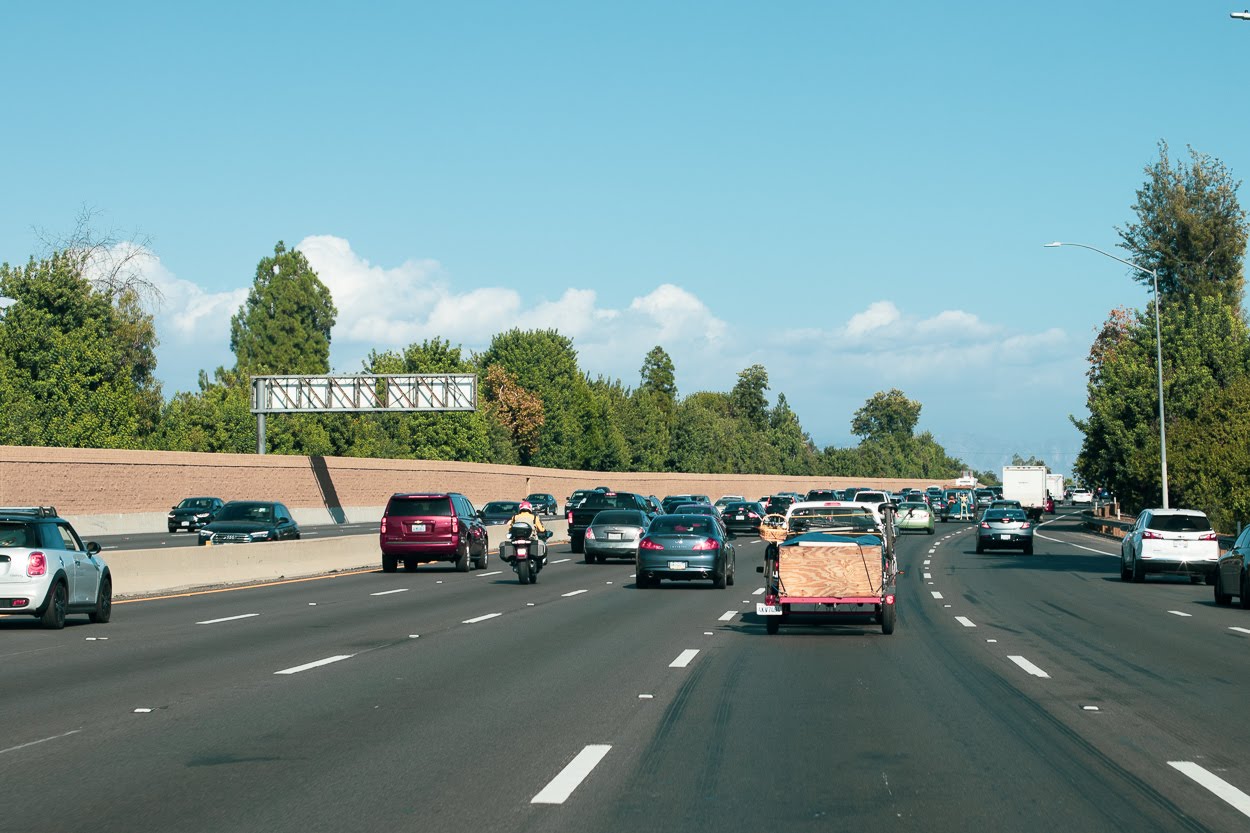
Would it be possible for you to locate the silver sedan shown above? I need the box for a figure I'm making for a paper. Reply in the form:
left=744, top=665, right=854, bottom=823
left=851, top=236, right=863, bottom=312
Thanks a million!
left=584, top=509, right=650, bottom=564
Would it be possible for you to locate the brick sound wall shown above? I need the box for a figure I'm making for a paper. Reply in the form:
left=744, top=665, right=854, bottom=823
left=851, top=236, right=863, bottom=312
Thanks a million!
left=0, top=445, right=953, bottom=517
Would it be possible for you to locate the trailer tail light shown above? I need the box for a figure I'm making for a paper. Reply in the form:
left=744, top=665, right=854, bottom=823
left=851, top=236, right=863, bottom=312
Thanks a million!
left=27, top=552, right=47, bottom=577
left=639, top=538, right=664, bottom=551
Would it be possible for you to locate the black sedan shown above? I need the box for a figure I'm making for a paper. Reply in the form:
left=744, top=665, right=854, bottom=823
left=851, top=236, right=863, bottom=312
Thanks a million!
left=168, top=496, right=224, bottom=532
left=479, top=501, right=522, bottom=525
left=636, top=514, right=736, bottom=589
left=197, top=501, right=301, bottom=546
left=720, top=501, right=766, bottom=535
left=525, top=493, right=558, bottom=515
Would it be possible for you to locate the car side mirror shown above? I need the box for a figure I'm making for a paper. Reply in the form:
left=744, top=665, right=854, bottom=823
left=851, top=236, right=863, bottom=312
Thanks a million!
left=87, top=541, right=101, bottom=555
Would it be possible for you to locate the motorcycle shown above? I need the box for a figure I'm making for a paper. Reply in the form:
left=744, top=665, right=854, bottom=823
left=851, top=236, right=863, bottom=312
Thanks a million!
left=500, top=522, right=552, bottom=585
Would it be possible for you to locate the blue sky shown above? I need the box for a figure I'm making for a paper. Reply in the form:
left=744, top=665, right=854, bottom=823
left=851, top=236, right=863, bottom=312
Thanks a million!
left=3, top=1, right=1247, bottom=476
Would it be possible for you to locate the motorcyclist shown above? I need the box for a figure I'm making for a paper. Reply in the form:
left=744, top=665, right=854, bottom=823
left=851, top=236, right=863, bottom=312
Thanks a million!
left=506, top=500, right=548, bottom=562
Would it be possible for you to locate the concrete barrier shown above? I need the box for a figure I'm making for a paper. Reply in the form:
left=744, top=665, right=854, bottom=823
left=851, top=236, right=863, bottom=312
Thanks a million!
left=110, top=520, right=569, bottom=598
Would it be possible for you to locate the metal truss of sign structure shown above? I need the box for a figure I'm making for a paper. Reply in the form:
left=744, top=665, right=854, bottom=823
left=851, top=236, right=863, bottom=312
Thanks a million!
left=251, top=374, right=476, bottom=414
left=249, top=374, right=477, bottom=453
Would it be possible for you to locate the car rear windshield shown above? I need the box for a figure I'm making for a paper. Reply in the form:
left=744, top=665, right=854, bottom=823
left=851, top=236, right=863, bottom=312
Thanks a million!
left=985, top=509, right=1027, bottom=521
left=0, top=522, right=35, bottom=547
left=854, top=492, right=886, bottom=502
left=723, top=502, right=759, bottom=512
left=484, top=502, right=520, bottom=513
left=592, top=510, right=646, bottom=525
left=386, top=496, right=453, bottom=516
left=581, top=493, right=640, bottom=510
left=899, top=502, right=928, bottom=510
left=676, top=504, right=715, bottom=514
left=1147, top=513, right=1212, bottom=533
left=650, top=517, right=716, bottom=535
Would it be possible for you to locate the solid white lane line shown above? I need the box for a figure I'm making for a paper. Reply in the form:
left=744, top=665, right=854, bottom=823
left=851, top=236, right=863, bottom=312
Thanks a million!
left=1008, top=656, right=1051, bottom=679
left=274, top=655, right=354, bottom=675
left=531, top=744, right=612, bottom=805
left=562, top=590, right=588, bottom=597
left=550, top=558, right=571, bottom=564
left=1034, top=530, right=1117, bottom=556
left=955, top=616, right=976, bottom=628
left=752, top=587, right=765, bottom=595
left=197, top=613, right=260, bottom=625
left=718, top=610, right=737, bottom=621
left=477, top=571, right=504, bottom=577
left=1230, top=627, right=1250, bottom=635
left=1168, top=761, right=1250, bottom=818
left=369, top=589, right=409, bottom=596
left=463, top=613, right=503, bottom=624
left=931, top=591, right=944, bottom=599
left=670, top=649, right=699, bottom=668
left=0, top=729, right=81, bottom=756
left=1167, top=610, right=1192, bottom=617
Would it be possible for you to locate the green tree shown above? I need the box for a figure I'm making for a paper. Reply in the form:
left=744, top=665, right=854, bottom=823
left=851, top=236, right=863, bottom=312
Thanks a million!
left=0, top=251, right=162, bottom=448
left=630, top=346, right=678, bottom=471
left=851, top=389, right=922, bottom=441
left=1118, top=142, right=1249, bottom=308
left=230, top=241, right=337, bottom=375
left=730, top=364, right=770, bottom=431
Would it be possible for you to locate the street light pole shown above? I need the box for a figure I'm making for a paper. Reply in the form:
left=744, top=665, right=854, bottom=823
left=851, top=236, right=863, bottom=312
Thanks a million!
left=1045, top=241, right=1169, bottom=509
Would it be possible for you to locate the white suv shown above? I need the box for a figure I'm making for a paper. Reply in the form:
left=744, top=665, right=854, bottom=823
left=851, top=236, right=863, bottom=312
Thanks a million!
left=1120, top=508, right=1219, bottom=584
left=1070, top=488, right=1094, bottom=505
left=0, top=507, right=112, bottom=629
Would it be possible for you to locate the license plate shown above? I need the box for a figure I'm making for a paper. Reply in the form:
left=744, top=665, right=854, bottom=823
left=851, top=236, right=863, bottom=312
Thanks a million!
left=411, top=523, right=426, bottom=533
left=1000, top=534, right=1011, bottom=540
left=181, top=521, right=189, bottom=526
left=668, top=561, right=688, bottom=570
left=608, top=532, right=623, bottom=541
left=735, top=514, right=744, bottom=520
left=756, top=603, right=782, bottom=616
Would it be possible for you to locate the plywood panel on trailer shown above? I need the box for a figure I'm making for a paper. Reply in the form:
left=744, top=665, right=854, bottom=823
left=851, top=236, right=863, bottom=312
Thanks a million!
left=778, top=544, right=881, bottom=598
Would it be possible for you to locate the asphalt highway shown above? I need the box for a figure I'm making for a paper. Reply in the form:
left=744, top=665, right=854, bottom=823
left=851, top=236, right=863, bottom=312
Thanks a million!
left=4, top=511, right=1249, bottom=832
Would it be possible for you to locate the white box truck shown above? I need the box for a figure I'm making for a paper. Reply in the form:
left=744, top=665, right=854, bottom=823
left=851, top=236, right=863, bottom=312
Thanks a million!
left=1002, top=465, right=1048, bottom=521
left=1046, top=473, right=1065, bottom=507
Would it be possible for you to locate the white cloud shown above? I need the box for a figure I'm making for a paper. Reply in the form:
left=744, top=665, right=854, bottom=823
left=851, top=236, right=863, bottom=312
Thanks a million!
left=845, top=300, right=901, bottom=339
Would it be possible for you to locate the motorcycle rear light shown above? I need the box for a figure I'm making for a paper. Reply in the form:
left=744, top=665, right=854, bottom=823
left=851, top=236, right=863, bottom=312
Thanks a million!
left=691, top=538, right=718, bottom=551
left=639, top=539, right=664, bottom=551
left=27, top=552, right=47, bottom=577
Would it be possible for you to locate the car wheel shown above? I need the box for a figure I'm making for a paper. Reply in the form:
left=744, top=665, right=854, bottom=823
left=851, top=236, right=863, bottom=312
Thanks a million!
left=1215, top=573, right=1233, bottom=606
left=713, top=566, right=727, bottom=589
left=1120, top=556, right=1131, bottom=582
left=975, top=542, right=984, bottom=554
left=727, top=561, right=736, bottom=586
left=1131, top=555, right=1145, bottom=583
left=570, top=536, right=584, bottom=554
left=475, top=547, right=489, bottom=570
left=1240, top=573, right=1250, bottom=611
left=382, top=554, right=398, bottom=573
left=88, top=575, right=113, bottom=620
left=88, top=574, right=112, bottom=624
left=880, top=600, right=896, bottom=635
left=40, top=582, right=67, bottom=630
left=455, top=545, right=470, bottom=572
left=403, top=559, right=420, bottom=572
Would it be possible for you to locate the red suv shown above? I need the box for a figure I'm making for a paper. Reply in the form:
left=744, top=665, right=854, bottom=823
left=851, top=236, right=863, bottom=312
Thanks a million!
left=379, top=493, right=489, bottom=573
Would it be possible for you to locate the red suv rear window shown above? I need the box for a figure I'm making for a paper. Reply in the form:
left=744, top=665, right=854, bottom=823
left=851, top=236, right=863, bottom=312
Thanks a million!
left=387, top=497, right=452, bottom=516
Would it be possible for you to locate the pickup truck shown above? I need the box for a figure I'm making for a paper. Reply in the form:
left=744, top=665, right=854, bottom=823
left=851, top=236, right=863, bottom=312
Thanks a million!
left=567, top=491, right=654, bottom=553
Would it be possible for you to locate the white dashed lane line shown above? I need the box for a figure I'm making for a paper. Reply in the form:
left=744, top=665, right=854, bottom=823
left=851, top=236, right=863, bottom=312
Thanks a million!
left=463, top=613, right=503, bottom=624
left=669, top=649, right=699, bottom=668
left=0, top=730, right=82, bottom=756
left=1167, top=610, right=1192, bottom=617
left=955, top=616, right=976, bottom=628
left=1168, top=761, right=1250, bottom=819
left=718, top=610, right=737, bottom=622
left=562, top=590, right=588, bottom=597
left=531, top=745, right=612, bottom=805
left=197, top=613, right=260, bottom=625
left=550, top=558, right=571, bottom=564
left=369, top=589, right=408, bottom=596
left=752, top=587, right=765, bottom=596
left=1008, top=656, right=1051, bottom=679
left=1230, top=627, right=1250, bottom=635
left=476, top=571, right=504, bottom=577
left=931, top=591, right=944, bottom=599
left=274, top=655, right=354, bottom=675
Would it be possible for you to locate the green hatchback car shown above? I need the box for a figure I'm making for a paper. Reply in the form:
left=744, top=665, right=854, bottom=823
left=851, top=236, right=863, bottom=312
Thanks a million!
left=896, top=501, right=935, bottom=535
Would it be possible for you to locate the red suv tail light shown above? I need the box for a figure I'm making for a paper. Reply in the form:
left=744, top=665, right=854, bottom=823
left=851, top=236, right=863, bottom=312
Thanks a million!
left=1142, top=531, right=1164, bottom=539
left=639, top=539, right=664, bottom=551
left=380, top=517, right=388, bottom=534
left=1199, top=532, right=1219, bottom=541
left=27, top=552, right=47, bottom=577
left=451, top=516, right=459, bottom=534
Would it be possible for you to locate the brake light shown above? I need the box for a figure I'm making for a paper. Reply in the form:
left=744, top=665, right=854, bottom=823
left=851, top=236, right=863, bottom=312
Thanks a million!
left=1021, top=522, right=1031, bottom=530
left=27, top=552, right=47, bottom=577
left=691, top=538, right=718, bottom=551
left=585, top=527, right=596, bottom=540
left=380, top=517, right=388, bottom=534
left=1142, top=531, right=1164, bottom=539
left=567, top=511, right=573, bottom=524
left=748, top=512, right=759, bottom=519
left=451, top=516, right=459, bottom=534
left=1200, top=532, right=1219, bottom=541
left=979, top=521, right=990, bottom=529
left=639, top=538, right=664, bottom=550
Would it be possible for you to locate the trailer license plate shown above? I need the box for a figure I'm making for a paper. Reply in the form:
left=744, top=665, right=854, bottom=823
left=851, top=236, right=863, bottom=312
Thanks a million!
left=756, top=603, right=782, bottom=616
left=668, top=561, right=687, bottom=570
